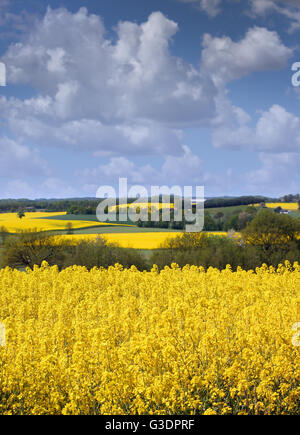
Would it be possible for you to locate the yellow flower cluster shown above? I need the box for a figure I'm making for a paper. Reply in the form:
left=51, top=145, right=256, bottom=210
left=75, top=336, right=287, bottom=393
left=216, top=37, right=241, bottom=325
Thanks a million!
left=0, top=261, right=299, bottom=415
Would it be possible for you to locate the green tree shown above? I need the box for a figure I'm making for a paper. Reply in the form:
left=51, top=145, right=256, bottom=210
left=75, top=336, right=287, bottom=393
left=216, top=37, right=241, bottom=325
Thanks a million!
left=1, top=230, right=63, bottom=269
left=214, top=212, right=224, bottom=230
left=65, top=222, right=74, bottom=235
left=17, top=211, right=25, bottom=219
left=224, top=214, right=239, bottom=231
left=237, top=211, right=254, bottom=230
left=203, top=213, right=218, bottom=231
left=242, top=209, right=300, bottom=251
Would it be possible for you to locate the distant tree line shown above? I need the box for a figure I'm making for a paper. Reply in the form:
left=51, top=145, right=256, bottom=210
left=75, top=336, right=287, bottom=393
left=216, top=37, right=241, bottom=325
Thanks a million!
left=281, top=194, right=300, bottom=203
left=210, top=206, right=258, bottom=231
left=0, top=198, right=153, bottom=214
left=0, top=195, right=276, bottom=214
left=203, top=196, right=273, bottom=208
left=137, top=205, right=259, bottom=232
left=0, top=199, right=100, bottom=213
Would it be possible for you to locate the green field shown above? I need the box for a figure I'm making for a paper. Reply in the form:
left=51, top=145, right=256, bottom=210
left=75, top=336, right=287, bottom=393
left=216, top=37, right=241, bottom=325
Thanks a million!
left=70, top=226, right=180, bottom=235
left=40, top=207, right=251, bottom=224
left=38, top=214, right=135, bottom=226
left=205, top=205, right=252, bottom=216
left=289, top=210, right=300, bottom=218
left=37, top=214, right=182, bottom=234
left=38, top=214, right=101, bottom=222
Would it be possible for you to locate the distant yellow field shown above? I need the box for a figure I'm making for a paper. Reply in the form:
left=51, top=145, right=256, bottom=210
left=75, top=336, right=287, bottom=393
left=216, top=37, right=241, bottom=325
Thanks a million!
left=0, top=212, right=114, bottom=233
left=56, top=232, right=181, bottom=249
left=1, top=212, right=67, bottom=219
left=55, top=231, right=230, bottom=250
left=255, top=203, right=299, bottom=210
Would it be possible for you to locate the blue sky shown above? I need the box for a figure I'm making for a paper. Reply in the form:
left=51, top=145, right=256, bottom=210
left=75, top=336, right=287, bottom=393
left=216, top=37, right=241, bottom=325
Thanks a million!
left=0, top=0, right=300, bottom=198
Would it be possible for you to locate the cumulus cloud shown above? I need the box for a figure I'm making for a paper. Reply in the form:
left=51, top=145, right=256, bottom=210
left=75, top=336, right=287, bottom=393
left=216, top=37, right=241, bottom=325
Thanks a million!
left=1, top=7, right=218, bottom=158
left=78, top=146, right=217, bottom=191
left=213, top=104, right=300, bottom=152
left=0, top=5, right=298, bottom=198
left=0, top=105, right=184, bottom=156
left=0, top=8, right=293, bottom=161
left=201, top=26, right=294, bottom=156
left=202, top=26, right=293, bottom=86
left=79, top=156, right=160, bottom=186
left=161, top=145, right=211, bottom=184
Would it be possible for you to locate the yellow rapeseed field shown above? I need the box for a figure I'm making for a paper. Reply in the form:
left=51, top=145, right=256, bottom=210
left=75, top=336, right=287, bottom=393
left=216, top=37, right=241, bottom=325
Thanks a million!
left=54, top=232, right=230, bottom=250
left=56, top=232, right=182, bottom=249
left=0, top=261, right=299, bottom=415
left=0, top=213, right=117, bottom=233
left=255, top=203, right=299, bottom=211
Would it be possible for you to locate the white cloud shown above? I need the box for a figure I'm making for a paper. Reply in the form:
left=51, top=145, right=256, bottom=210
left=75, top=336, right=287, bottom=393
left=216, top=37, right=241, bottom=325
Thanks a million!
left=0, top=5, right=298, bottom=198
left=78, top=146, right=217, bottom=190
left=202, top=26, right=293, bottom=86
left=245, top=152, right=300, bottom=195
left=250, top=0, right=276, bottom=15
left=0, top=108, right=184, bottom=156
left=79, top=156, right=159, bottom=186
left=0, top=0, right=38, bottom=40
left=213, top=104, right=300, bottom=152
left=250, top=0, right=300, bottom=32
left=0, top=137, right=49, bottom=177
left=178, top=0, right=300, bottom=32
left=3, top=177, right=77, bottom=199
left=0, top=8, right=293, bottom=162
left=161, top=145, right=211, bottom=184
left=3, top=180, right=37, bottom=198
left=201, top=26, right=295, bottom=156
left=1, top=7, right=218, bottom=158
left=177, top=0, right=223, bottom=17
